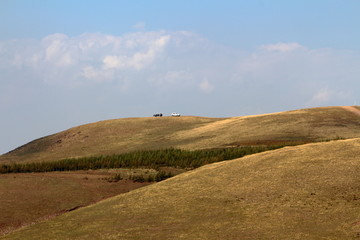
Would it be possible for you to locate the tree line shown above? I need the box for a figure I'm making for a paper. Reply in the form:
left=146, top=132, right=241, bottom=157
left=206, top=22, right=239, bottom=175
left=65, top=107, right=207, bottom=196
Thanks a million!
left=0, top=146, right=285, bottom=174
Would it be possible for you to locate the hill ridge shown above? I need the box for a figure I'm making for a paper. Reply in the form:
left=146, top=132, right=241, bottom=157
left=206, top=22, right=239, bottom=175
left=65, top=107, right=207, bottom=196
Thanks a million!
left=3, top=106, right=360, bottom=163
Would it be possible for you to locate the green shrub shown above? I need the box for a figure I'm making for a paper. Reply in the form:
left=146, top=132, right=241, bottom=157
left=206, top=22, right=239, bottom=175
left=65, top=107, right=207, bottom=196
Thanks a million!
left=155, top=171, right=174, bottom=182
left=102, top=173, right=123, bottom=183
left=130, top=174, right=146, bottom=183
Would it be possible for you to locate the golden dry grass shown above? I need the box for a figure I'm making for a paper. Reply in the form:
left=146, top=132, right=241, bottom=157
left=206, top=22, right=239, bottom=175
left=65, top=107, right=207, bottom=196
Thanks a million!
left=0, top=117, right=221, bottom=163
left=3, top=138, right=360, bottom=239
left=172, top=106, right=360, bottom=149
left=2, top=106, right=360, bottom=163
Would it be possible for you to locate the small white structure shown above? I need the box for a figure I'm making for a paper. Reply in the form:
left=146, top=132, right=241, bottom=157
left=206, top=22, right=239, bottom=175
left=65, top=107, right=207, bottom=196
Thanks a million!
left=171, top=112, right=180, bottom=117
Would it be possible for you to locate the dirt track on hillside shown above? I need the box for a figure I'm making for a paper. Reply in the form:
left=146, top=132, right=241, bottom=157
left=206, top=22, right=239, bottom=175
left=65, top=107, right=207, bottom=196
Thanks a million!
left=342, top=106, right=360, bottom=117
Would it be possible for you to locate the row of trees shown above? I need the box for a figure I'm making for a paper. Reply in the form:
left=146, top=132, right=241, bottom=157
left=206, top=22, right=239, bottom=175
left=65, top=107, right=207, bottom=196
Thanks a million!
left=0, top=146, right=285, bottom=174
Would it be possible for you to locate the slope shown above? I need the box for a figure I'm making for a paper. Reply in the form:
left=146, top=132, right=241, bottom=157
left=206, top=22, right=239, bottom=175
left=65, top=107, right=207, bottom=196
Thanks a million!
left=1, top=116, right=221, bottom=163
left=3, top=138, right=360, bottom=240
left=2, top=106, right=360, bottom=163
left=0, top=170, right=152, bottom=236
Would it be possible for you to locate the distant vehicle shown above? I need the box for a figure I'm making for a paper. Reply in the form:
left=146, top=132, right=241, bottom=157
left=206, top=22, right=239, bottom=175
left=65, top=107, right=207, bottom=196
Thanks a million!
left=171, top=112, right=180, bottom=117
left=153, top=113, right=163, bottom=117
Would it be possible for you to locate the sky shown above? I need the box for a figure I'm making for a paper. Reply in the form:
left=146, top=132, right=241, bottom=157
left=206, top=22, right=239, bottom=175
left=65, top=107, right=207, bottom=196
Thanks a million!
left=1, top=0, right=360, bottom=154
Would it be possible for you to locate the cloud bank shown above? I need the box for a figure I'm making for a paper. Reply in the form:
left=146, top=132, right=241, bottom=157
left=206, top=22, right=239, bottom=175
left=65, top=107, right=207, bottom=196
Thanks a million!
left=1, top=31, right=360, bottom=114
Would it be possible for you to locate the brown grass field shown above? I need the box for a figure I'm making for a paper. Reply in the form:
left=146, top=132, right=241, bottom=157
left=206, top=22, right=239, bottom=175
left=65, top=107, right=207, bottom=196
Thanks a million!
left=2, top=138, right=360, bottom=239
left=0, top=169, right=155, bottom=236
left=2, top=106, right=360, bottom=163
left=2, top=106, right=360, bottom=239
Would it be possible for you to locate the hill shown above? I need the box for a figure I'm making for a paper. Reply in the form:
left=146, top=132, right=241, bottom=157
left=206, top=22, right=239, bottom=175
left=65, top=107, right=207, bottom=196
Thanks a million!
left=2, top=106, right=360, bottom=163
left=3, top=138, right=360, bottom=239
left=0, top=169, right=154, bottom=236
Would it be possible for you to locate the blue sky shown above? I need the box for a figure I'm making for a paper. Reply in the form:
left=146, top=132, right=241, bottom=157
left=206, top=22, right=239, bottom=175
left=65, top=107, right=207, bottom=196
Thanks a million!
left=1, top=0, right=360, bottom=154
left=2, top=1, right=360, bottom=49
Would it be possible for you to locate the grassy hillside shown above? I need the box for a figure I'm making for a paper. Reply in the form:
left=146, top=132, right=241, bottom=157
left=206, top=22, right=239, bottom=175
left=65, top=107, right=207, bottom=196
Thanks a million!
left=3, top=138, right=360, bottom=240
left=0, top=169, right=160, bottom=236
left=0, top=117, right=221, bottom=163
left=2, top=106, right=360, bottom=163
left=172, top=106, right=360, bottom=149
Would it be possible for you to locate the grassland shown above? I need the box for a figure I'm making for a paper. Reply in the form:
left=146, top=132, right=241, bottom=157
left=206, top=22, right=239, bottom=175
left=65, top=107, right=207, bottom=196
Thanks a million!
left=0, top=147, right=283, bottom=235
left=3, top=138, right=360, bottom=239
left=0, top=116, right=221, bottom=163
left=2, top=106, right=360, bottom=239
left=0, top=169, right=160, bottom=236
left=3, top=106, right=360, bottom=163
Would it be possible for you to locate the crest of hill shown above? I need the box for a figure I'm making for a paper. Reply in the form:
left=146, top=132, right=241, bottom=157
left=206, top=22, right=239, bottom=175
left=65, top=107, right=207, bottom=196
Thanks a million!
left=4, top=138, right=360, bottom=239
left=2, top=106, right=360, bottom=163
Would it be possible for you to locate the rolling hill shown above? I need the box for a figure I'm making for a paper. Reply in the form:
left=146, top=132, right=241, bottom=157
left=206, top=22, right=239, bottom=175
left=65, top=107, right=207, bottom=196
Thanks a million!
left=2, top=106, right=360, bottom=163
left=0, top=169, right=154, bottom=236
left=3, top=138, right=360, bottom=239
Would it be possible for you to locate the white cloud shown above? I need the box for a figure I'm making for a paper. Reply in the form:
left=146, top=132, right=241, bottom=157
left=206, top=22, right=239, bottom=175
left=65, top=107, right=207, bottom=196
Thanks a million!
left=0, top=32, right=177, bottom=84
left=102, top=55, right=122, bottom=69
left=199, top=79, right=214, bottom=93
left=133, top=21, right=146, bottom=30
left=261, top=42, right=304, bottom=52
left=102, top=35, right=171, bottom=70
left=307, top=87, right=353, bottom=107
left=42, top=34, right=76, bottom=67
left=1, top=34, right=360, bottom=114
left=81, top=66, right=113, bottom=82
left=43, top=34, right=67, bottom=61
left=149, top=70, right=194, bottom=85
left=312, top=87, right=333, bottom=103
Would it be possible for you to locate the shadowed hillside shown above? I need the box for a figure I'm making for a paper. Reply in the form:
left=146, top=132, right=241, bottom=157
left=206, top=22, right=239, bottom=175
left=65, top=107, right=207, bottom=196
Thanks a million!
left=3, top=138, right=360, bottom=239
left=2, top=106, right=360, bottom=163
left=0, top=169, right=156, bottom=236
